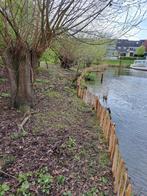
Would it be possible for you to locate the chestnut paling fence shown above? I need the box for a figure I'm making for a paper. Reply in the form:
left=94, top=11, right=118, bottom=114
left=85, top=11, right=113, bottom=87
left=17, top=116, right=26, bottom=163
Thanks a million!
left=77, top=73, right=133, bottom=196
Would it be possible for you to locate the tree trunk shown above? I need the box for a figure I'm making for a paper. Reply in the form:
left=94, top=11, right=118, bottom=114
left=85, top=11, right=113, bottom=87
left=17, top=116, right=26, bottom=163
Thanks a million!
left=59, top=55, right=74, bottom=69
left=14, top=51, right=33, bottom=108
left=2, top=53, right=17, bottom=106
left=3, top=44, right=38, bottom=109
left=7, top=67, right=17, bottom=106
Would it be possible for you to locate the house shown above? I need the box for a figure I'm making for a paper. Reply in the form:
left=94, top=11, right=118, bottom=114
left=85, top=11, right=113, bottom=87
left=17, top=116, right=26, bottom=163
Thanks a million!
left=116, top=39, right=145, bottom=57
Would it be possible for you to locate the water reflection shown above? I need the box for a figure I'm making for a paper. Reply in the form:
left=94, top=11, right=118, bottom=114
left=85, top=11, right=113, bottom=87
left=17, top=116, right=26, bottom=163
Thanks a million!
left=88, top=67, right=147, bottom=195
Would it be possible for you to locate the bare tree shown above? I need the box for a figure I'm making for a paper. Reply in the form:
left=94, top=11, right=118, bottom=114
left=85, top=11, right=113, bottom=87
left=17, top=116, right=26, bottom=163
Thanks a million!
left=0, top=0, right=146, bottom=108
left=51, top=35, right=79, bottom=68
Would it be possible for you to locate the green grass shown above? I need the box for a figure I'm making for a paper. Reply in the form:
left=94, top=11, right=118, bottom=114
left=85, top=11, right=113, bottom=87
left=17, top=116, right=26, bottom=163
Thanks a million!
left=100, top=176, right=108, bottom=184
left=35, top=78, right=49, bottom=84
left=99, top=152, right=109, bottom=168
left=11, top=131, right=28, bottom=140
left=0, top=92, right=10, bottom=98
left=36, top=65, right=48, bottom=73
left=66, top=137, right=76, bottom=149
left=103, top=59, right=134, bottom=67
left=45, top=90, right=61, bottom=98
left=61, top=137, right=77, bottom=151
left=63, top=191, right=72, bottom=196
left=0, top=183, right=10, bottom=196
left=56, top=175, right=65, bottom=185
left=0, top=78, right=6, bottom=84
left=82, top=187, right=99, bottom=196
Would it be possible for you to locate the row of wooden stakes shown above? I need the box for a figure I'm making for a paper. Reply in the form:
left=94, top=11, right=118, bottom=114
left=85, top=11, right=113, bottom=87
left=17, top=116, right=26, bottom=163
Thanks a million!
left=77, top=76, right=133, bottom=196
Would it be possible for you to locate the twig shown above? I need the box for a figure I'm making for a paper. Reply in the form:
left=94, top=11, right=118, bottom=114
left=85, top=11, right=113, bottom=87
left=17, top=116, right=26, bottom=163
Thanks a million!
left=17, top=113, right=31, bottom=132
left=0, top=169, right=17, bottom=179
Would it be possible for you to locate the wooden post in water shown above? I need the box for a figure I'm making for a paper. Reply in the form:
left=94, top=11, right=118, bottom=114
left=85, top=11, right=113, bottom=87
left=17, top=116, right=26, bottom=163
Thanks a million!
left=101, top=73, right=104, bottom=84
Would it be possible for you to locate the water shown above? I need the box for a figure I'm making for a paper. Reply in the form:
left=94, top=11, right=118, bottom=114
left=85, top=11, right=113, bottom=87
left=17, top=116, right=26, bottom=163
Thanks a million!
left=88, top=68, right=147, bottom=195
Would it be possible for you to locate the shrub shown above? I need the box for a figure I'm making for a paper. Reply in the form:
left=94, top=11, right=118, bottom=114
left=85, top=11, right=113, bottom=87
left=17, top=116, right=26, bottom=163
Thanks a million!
left=120, top=56, right=144, bottom=60
left=120, top=56, right=136, bottom=60
left=84, top=72, right=96, bottom=81
left=57, top=175, right=65, bottom=185
left=0, top=183, right=10, bottom=196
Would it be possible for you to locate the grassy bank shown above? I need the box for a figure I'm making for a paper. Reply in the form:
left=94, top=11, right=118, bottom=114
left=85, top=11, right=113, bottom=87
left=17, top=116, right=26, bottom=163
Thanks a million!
left=102, top=59, right=134, bottom=67
left=0, top=64, right=114, bottom=195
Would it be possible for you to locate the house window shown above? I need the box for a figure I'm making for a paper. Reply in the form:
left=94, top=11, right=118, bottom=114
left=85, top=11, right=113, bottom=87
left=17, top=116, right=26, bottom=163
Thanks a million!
left=130, top=48, right=134, bottom=51
left=121, top=53, right=126, bottom=56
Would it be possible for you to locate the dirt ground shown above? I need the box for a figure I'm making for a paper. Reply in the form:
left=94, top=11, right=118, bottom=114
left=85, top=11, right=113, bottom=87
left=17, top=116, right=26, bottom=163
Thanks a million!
left=0, top=64, right=114, bottom=195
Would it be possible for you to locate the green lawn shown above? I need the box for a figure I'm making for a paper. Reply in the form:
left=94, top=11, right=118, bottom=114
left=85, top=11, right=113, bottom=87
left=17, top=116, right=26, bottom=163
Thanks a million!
left=102, top=59, right=134, bottom=67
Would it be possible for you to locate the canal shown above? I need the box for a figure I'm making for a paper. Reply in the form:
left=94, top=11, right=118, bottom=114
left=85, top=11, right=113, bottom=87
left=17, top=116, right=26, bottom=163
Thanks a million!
left=88, top=67, right=147, bottom=195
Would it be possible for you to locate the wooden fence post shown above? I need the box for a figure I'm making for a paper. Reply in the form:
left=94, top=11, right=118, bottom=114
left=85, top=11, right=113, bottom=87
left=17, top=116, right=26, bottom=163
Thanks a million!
left=110, top=134, right=117, bottom=161
left=125, top=183, right=132, bottom=196
left=97, top=101, right=102, bottom=119
left=114, top=158, right=124, bottom=193
left=112, top=144, right=119, bottom=177
left=105, top=119, right=111, bottom=141
left=102, top=111, right=109, bottom=137
left=108, top=124, right=115, bottom=153
left=118, top=170, right=128, bottom=196
left=100, top=107, right=105, bottom=127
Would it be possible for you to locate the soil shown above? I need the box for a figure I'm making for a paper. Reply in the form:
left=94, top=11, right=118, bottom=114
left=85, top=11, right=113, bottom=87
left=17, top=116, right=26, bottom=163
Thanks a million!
left=0, top=64, right=114, bottom=195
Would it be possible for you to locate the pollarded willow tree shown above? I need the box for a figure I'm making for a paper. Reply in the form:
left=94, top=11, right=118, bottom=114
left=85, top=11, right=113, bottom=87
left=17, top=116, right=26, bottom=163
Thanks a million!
left=0, top=0, right=146, bottom=108
left=51, top=35, right=81, bottom=68
left=50, top=35, right=108, bottom=68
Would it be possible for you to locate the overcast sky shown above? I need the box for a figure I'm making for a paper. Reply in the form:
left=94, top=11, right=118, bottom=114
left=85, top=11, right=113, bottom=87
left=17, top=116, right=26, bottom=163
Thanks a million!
left=107, top=0, right=147, bottom=41
left=122, top=20, right=147, bottom=40
left=119, top=4, right=147, bottom=41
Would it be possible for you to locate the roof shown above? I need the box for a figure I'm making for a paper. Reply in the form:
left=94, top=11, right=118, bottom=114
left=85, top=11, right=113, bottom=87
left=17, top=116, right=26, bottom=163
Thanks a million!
left=116, top=39, right=146, bottom=53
